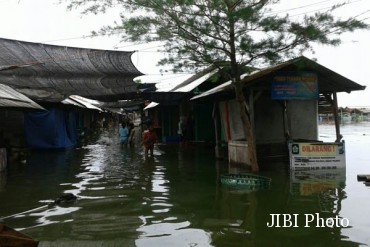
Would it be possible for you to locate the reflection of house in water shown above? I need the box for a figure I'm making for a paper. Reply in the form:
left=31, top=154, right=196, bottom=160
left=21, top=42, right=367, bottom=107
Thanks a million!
left=263, top=169, right=351, bottom=246
left=289, top=169, right=346, bottom=217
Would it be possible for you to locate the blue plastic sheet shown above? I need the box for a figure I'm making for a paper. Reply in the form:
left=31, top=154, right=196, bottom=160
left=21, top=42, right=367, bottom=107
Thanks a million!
left=24, top=108, right=77, bottom=149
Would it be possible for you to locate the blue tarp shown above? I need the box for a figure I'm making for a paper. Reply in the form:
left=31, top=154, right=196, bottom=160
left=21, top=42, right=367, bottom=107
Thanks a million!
left=24, top=108, right=77, bottom=149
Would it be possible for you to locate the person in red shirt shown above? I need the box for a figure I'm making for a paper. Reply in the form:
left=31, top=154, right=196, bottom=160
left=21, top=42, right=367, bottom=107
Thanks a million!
left=142, top=125, right=158, bottom=156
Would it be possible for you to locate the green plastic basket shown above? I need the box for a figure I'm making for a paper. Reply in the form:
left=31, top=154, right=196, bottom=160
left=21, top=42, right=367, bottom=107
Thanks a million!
left=220, top=173, right=271, bottom=190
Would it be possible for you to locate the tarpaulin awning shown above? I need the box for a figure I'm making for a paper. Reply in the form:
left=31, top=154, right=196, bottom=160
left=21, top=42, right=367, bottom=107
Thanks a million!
left=0, top=37, right=143, bottom=102
left=0, top=83, right=45, bottom=110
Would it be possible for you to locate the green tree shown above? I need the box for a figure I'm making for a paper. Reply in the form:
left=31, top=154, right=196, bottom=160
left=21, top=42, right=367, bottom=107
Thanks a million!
left=66, top=0, right=368, bottom=171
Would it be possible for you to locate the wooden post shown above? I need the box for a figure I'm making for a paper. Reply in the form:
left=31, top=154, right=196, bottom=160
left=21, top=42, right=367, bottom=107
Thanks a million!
left=332, top=92, right=342, bottom=142
left=0, top=148, right=6, bottom=172
left=213, top=102, right=222, bottom=159
left=249, top=89, right=256, bottom=150
left=283, top=100, right=290, bottom=139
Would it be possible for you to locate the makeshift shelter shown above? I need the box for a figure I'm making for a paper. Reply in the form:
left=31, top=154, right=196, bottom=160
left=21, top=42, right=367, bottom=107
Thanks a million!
left=0, top=83, right=46, bottom=171
left=0, top=38, right=143, bottom=151
left=143, top=67, right=221, bottom=143
left=191, top=56, right=366, bottom=169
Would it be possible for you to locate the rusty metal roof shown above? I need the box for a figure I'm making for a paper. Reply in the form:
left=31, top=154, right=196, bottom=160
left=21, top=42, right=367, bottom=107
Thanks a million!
left=0, top=38, right=143, bottom=103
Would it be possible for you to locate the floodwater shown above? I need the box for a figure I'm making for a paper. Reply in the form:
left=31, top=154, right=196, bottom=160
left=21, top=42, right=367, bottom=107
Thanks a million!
left=0, top=123, right=370, bottom=247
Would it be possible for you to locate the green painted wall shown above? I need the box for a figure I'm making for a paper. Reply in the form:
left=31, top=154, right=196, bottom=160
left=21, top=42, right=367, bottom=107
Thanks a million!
left=161, top=105, right=179, bottom=138
left=194, top=102, right=215, bottom=142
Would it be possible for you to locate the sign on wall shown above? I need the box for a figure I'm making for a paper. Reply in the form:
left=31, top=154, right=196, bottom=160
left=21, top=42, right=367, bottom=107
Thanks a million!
left=288, top=142, right=346, bottom=170
left=272, top=72, right=319, bottom=100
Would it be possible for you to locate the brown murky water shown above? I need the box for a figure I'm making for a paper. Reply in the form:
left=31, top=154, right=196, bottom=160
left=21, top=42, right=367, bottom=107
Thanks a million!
left=0, top=123, right=369, bottom=246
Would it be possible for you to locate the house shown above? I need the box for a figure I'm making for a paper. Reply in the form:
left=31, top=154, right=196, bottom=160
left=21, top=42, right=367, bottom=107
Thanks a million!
left=143, top=67, right=221, bottom=145
left=360, top=108, right=370, bottom=121
left=191, top=56, right=366, bottom=168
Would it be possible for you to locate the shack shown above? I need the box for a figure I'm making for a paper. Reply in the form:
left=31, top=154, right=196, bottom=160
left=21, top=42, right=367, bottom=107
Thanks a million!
left=191, top=56, right=366, bottom=170
left=143, top=67, right=220, bottom=144
left=0, top=37, right=142, bottom=169
left=0, top=83, right=45, bottom=171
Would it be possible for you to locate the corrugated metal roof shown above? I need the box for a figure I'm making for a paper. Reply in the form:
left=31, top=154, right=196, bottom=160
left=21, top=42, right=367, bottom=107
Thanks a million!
left=171, top=69, right=218, bottom=92
left=0, top=38, right=143, bottom=102
left=167, top=66, right=217, bottom=92
left=0, top=83, right=45, bottom=110
left=191, top=80, right=232, bottom=101
left=190, top=73, right=248, bottom=100
left=141, top=67, right=217, bottom=104
left=191, top=56, right=366, bottom=100
left=62, top=95, right=102, bottom=111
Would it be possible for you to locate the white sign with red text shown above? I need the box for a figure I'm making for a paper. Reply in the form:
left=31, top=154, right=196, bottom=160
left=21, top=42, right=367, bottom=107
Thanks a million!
left=288, top=142, right=346, bottom=170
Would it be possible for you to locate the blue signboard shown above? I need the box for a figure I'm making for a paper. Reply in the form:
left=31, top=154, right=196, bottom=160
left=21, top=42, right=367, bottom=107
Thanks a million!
left=271, top=72, right=319, bottom=100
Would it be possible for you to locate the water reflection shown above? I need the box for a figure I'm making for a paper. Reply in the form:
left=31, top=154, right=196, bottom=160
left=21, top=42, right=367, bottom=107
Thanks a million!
left=137, top=153, right=213, bottom=246
left=289, top=168, right=347, bottom=218
left=0, top=126, right=368, bottom=246
left=253, top=168, right=352, bottom=246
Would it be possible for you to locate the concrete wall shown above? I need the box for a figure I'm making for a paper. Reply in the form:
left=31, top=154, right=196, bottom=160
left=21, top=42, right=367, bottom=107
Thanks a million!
left=254, top=93, right=318, bottom=144
left=254, top=93, right=285, bottom=144
left=287, top=100, right=318, bottom=141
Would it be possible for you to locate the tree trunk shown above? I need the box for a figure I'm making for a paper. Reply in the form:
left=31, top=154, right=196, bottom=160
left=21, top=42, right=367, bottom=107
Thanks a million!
left=227, top=2, right=259, bottom=172
left=234, top=83, right=259, bottom=172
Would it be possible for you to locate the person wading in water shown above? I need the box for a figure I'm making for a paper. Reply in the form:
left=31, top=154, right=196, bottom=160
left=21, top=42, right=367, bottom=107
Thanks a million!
left=119, top=122, right=129, bottom=147
left=142, top=124, right=158, bottom=156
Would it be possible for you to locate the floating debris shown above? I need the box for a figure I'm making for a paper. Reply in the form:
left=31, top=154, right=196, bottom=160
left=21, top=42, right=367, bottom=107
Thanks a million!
left=54, top=193, right=78, bottom=205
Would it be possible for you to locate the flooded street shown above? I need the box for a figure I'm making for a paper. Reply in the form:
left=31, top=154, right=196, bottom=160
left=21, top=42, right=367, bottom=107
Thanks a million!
left=1, top=123, right=370, bottom=246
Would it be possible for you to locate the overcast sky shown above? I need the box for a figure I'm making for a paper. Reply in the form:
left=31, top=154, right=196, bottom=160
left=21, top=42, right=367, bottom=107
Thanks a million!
left=0, top=0, right=369, bottom=107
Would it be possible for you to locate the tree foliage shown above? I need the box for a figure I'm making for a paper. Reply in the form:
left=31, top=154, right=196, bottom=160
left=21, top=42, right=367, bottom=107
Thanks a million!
left=65, top=0, right=368, bottom=77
